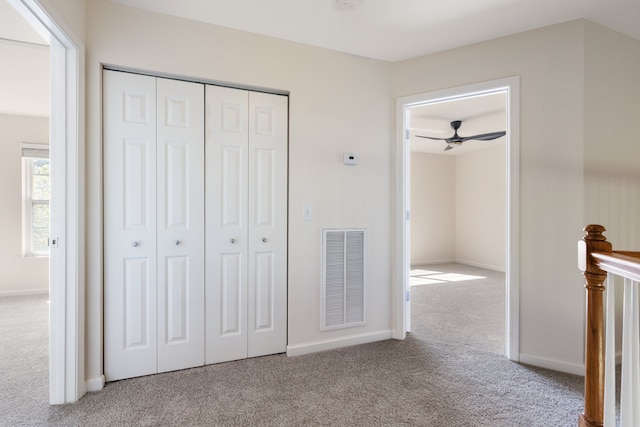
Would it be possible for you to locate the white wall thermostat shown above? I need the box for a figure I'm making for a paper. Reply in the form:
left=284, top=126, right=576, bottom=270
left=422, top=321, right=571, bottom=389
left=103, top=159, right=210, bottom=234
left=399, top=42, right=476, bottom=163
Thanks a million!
left=343, top=152, right=358, bottom=165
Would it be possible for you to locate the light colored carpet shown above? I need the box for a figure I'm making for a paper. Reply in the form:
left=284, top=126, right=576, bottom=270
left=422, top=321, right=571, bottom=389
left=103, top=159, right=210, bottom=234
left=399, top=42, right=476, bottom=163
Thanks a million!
left=0, top=264, right=585, bottom=426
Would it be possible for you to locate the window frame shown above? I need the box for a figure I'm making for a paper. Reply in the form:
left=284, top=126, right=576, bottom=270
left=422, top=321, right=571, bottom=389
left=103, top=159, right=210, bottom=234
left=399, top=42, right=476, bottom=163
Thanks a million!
left=21, top=143, right=50, bottom=258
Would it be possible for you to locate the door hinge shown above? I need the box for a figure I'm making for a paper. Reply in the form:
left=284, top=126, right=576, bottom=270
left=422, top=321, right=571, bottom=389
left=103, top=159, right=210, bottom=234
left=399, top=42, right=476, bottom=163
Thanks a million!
left=405, top=129, right=410, bottom=140
left=49, top=237, right=59, bottom=248
left=406, top=290, right=410, bottom=302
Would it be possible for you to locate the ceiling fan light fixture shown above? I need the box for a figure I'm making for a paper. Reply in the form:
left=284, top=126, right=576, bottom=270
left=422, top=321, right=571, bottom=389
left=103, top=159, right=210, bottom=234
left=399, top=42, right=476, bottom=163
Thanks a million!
left=414, top=119, right=506, bottom=151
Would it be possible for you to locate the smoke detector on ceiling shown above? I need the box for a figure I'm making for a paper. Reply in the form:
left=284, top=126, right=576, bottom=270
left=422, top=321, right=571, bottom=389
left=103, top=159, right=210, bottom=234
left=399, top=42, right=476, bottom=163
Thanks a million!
left=336, top=0, right=360, bottom=10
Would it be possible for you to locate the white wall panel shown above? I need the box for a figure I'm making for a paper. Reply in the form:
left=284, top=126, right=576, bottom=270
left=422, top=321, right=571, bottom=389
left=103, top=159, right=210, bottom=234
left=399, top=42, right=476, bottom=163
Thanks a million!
left=254, top=252, right=274, bottom=331
left=222, top=147, right=243, bottom=227
left=455, top=143, right=506, bottom=271
left=409, top=153, right=456, bottom=265
left=124, top=139, right=150, bottom=229
left=221, top=253, right=242, bottom=336
left=124, top=257, right=149, bottom=348
left=165, top=256, right=188, bottom=343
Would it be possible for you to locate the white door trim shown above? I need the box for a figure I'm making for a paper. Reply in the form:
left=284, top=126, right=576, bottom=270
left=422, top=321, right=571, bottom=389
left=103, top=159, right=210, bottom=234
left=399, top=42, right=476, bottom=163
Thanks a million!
left=7, top=0, right=85, bottom=403
left=393, top=77, right=520, bottom=361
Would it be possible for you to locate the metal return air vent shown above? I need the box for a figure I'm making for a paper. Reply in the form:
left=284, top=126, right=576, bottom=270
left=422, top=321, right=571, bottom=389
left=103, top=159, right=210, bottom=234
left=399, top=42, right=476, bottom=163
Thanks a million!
left=321, top=229, right=366, bottom=330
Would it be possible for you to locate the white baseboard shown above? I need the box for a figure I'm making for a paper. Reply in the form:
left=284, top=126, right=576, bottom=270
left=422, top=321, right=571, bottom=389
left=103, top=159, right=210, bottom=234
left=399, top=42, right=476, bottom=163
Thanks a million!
left=518, top=353, right=584, bottom=376
left=287, top=330, right=393, bottom=357
left=0, top=288, right=49, bottom=297
left=86, top=375, right=105, bottom=392
left=411, top=259, right=505, bottom=273
left=455, top=259, right=506, bottom=273
left=410, top=259, right=455, bottom=267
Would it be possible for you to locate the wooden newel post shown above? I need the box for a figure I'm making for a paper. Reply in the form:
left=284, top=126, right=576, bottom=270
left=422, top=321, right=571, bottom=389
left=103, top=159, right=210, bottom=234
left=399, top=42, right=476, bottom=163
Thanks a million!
left=577, top=224, right=612, bottom=427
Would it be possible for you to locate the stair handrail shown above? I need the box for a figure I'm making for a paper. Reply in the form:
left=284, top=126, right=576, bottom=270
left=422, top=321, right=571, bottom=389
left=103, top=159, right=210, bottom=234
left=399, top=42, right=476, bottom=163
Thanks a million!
left=578, top=224, right=640, bottom=427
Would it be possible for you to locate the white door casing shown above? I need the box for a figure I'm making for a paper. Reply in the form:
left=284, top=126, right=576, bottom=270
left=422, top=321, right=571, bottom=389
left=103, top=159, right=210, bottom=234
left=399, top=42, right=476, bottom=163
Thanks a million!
left=104, top=71, right=205, bottom=381
left=205, top=86, right=288, bottom=364
left=394, top=77, right=520, bottom=360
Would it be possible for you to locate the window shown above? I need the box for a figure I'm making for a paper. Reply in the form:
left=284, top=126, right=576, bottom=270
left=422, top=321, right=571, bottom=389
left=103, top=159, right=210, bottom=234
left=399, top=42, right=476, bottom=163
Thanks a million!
left=22, top=144, right=50, bottom=257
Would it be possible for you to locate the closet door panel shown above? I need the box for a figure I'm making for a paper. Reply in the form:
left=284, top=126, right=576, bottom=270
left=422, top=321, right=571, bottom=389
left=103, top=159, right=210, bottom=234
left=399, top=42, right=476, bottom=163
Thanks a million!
left=205, top=85, right=250, bottom=364
left=156, top=78, right=205, bottom=373
left=247, top=92, right=288, bottom=358
left=104, top=70, right=158, bottom=381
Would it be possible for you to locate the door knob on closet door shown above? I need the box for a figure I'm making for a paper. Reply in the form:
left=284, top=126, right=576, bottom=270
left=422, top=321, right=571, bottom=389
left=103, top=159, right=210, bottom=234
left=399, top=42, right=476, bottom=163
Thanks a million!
left=131, top=241, right=140, bottom=247
left=230, top=238, right=236, bottom=244
left=262, top=238, right=267, bottom=243
left=175, top=240, right=181, bottom=246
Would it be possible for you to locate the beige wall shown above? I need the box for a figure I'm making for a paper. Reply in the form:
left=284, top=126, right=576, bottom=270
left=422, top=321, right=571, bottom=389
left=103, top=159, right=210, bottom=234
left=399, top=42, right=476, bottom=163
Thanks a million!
left=84, top=0, right=393, bottom=382
left=410, top=144, right=506, bottom=271
left=0, top=114, right=49, bottom=295
left=410, top=153, right=455, bottom=264
left=41, top=0, right=85, bottom=42
left=583, top=22, right=640, bottom=248
left=394, top=20, right=587, bottom=371
left=455, top=144, right=506, bottom=271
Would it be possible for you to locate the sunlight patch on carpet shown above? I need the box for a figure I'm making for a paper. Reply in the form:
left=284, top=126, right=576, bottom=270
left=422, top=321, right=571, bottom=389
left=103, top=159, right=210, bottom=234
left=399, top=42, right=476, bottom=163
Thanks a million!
left=410, top=269, right=441, bottom=276
left=427, top=273, right=486, bottom=282
left=410, top=277, right=445, bottom=285
left=410, top=271, right=486, bottom=286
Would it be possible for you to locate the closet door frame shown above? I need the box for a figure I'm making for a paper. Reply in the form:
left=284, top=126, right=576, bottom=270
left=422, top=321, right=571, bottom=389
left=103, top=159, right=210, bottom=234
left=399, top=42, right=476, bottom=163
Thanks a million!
left=103, top=67, right=290, bottom=379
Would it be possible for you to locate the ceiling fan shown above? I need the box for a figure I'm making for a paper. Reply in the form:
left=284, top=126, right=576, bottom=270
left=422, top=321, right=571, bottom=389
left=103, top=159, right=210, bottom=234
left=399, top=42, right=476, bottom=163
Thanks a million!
left=415, top=120, right=506, bottom=151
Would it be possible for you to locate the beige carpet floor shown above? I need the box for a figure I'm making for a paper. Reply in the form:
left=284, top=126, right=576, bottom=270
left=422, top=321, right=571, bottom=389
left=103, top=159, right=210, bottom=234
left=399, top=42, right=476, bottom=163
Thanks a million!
left=0, top=264, right=586, bottom=426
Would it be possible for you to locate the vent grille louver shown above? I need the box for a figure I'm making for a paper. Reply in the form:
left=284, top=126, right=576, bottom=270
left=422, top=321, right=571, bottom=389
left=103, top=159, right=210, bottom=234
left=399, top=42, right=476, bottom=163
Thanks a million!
left=322, top=229, right=366, bottom=330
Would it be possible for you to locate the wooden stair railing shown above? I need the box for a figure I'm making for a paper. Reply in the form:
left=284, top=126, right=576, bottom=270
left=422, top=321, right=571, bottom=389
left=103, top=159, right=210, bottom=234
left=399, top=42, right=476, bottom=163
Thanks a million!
left=578, top=224, right=640, bottom=427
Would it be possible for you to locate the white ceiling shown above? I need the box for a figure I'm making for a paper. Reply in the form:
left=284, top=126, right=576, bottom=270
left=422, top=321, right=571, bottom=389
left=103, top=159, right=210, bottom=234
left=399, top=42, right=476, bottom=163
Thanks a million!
left=109, top=0, right=640, bottom=62
left=2, top=0, right=639, bottom=124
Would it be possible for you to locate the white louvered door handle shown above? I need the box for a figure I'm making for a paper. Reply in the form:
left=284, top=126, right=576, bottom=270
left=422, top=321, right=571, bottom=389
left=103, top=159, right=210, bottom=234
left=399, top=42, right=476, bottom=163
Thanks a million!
left=230, top=238, right=236, bottom=244
left=132, top=241, right=140, bottom=247
left=262, top=238, right=267, bottom=243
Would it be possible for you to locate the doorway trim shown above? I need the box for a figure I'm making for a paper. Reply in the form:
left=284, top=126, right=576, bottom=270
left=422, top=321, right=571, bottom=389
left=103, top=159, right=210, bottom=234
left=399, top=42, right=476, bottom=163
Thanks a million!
left=8, top=0, right=85, bottom=403
left=393, top=77, right=520, bottom=360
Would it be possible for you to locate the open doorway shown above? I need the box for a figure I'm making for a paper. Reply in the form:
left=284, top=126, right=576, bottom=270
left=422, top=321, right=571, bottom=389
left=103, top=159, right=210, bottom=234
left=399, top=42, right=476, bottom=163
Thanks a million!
left=0, top=0, right=50, bottom=296
left=394, top=77, right=520, bottom=361
left=408, top=91, right=507, bottom=354
left=7, top=0, right=84, bottom=404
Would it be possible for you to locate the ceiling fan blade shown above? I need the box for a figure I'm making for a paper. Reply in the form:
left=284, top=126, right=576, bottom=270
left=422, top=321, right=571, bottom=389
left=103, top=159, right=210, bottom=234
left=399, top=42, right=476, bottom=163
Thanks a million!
left=458, top=131, right=506, bottom=142
left=415, top=135, right=448, bottom=141
left=444, top=144, right=454, bottom=151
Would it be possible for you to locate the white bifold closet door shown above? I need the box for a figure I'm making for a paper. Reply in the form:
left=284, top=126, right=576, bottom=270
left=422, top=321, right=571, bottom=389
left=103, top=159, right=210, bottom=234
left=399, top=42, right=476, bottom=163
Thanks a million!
left=205, top=85, right=288, bottom=364
left=104, top=70, right=205, bottom=381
